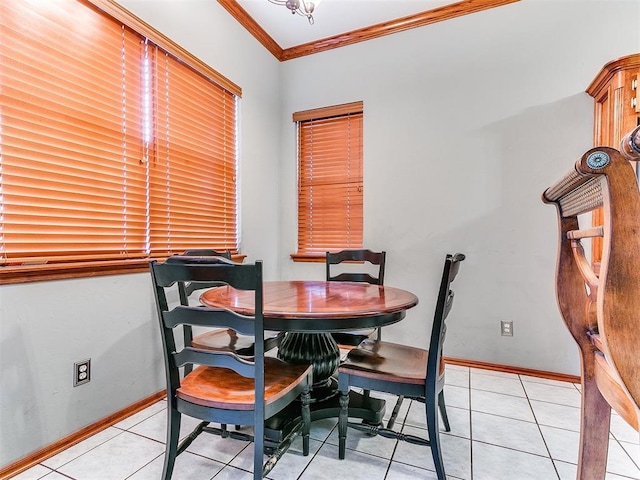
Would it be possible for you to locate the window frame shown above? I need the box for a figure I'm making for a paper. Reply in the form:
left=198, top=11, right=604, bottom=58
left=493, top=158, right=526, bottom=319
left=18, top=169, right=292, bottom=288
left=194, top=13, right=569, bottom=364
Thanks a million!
left=0, top=0, right=242, bottom=285
left=291, top=101, right=364, bottom=262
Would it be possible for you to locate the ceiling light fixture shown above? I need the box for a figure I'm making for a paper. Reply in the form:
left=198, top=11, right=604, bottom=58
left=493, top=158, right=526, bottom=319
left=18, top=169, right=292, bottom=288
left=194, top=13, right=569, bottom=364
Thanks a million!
left=268, top=0, right=321, bottom=24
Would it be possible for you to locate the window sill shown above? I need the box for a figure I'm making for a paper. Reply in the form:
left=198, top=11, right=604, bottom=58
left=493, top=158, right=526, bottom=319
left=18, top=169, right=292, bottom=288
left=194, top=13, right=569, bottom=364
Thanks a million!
left=0, top=260, right=150, bottom=285
left=0, top=254, right=247, bottom=285
left=290, top=253, right=327, bottom=263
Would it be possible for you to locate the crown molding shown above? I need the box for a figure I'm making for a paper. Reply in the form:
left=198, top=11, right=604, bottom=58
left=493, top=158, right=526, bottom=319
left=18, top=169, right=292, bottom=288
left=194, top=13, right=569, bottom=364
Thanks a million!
left=218, top=0, right=519, bottom=62
left=217, top=0, right=284, bottom=59
left=280, top=0, right=519, bottom=61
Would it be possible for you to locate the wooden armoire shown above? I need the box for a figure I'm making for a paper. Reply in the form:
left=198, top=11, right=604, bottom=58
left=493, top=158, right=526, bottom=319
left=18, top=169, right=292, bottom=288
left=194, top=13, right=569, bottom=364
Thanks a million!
left=586, top=53, right=640, bottom=262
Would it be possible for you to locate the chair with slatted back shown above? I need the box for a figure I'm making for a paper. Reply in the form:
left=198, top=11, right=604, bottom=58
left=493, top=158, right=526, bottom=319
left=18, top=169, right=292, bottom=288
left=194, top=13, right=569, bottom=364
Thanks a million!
left=151, top=255, right=313, bottom=480
left=337, top=253, right=465, bottom=480
left=180, top=249, right=275, bottom=433
left=178, top=249, right=282, bottom=377
left=542, top=131, right=640, bottom=479
left=326, top=249, right=386, bottom=348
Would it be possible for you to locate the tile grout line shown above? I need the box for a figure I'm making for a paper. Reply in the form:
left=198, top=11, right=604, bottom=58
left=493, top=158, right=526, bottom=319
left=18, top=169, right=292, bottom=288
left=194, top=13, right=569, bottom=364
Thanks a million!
left=385, top=397, right=412, bottom=479
left=518, top=373, right=562, bottom=480
left=468, top=367, right=474, bottom=480
left=294, top=419, right=340, bottom=480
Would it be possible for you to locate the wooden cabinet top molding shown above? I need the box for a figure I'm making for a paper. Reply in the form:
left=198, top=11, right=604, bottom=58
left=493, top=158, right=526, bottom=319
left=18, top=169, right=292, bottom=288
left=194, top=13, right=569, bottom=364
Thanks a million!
left=587, top=53, right=640, bottom=97
left=584, top=52, right=640, bottom=265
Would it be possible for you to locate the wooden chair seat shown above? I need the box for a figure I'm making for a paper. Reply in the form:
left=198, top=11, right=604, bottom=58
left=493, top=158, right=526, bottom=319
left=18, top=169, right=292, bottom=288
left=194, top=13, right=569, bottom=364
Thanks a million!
left=593, top=352, right=638, bottom=430
left=191, top=328, right=282, bottom=356
left=588, top=331, right=604, bottom=351
left=586, top=330, right=638, bottom=427
left=179, top=359, right=313, bottom=410
left=331, top=331, right=373, bottom=349
left=340, top=339, right=428, bottom=384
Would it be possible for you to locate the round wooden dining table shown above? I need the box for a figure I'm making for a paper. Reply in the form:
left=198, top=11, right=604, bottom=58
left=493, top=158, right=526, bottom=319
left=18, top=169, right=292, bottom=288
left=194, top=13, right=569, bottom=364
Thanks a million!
left=200, top=279, right=418, bottom=330
left=200, top=280, right=419, bottom=440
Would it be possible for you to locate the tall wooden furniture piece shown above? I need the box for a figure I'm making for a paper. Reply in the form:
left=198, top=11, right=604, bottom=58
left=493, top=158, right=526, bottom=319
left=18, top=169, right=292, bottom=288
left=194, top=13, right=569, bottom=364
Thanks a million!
left=586, top=53, right=640, bottom=263
left=542, top=136, right=640, bottom=480
left=337, top=253, right=465, bottom=480
left=326, top=249, right=386, bottom=347
left=150, top=255, right=313, bottom=480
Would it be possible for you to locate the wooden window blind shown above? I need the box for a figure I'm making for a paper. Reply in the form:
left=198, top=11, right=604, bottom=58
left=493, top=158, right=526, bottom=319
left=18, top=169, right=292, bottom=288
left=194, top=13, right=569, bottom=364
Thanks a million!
left=292, top=102, right=363, bottom=261
left=0, top=0, right=239, bottom=280
left=150, top=50, right=238, bottom=256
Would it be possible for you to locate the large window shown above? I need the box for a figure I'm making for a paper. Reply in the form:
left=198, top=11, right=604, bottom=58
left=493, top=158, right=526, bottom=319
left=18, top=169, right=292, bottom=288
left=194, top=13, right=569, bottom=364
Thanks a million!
left=292, top=102, right=363, bottom=261
left=0, top=0, right=240, bottom=283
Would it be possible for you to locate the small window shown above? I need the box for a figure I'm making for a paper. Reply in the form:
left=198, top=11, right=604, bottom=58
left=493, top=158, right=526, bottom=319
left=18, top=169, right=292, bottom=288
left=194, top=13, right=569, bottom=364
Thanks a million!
left=291, top=102, right=363, bottom=262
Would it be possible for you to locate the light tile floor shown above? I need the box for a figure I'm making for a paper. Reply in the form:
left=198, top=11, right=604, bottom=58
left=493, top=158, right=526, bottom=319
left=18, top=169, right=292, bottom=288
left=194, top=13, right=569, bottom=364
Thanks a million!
left=12, top=366, right=640, bottom=480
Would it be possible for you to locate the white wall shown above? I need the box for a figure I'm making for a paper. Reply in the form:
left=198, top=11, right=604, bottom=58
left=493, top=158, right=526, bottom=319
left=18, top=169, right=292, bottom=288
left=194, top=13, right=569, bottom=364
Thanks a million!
left=2, top=0, right=639, bottom=469
left=0, top=274, right=162, bottom=466
left=278, top=0, right=640, bottom=374
left=0, top=0, right=282, bottom=467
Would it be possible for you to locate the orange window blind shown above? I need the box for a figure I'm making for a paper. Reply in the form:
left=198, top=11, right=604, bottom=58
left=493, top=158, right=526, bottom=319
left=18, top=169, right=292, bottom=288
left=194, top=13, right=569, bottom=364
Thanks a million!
left=0, top=0, right=238, bottom=269
left=150, top=50, right=238, bottom=257
left=293, top=102, right=363, bottom=258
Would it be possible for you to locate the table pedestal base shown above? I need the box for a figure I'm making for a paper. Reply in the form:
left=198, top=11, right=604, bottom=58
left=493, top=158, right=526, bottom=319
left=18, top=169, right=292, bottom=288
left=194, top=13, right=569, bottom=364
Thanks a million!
left=268, top=332, right=386, bottom=443
left=277, top=332, right=340, bottom=390
left=265, top=385, right=386, bottom=443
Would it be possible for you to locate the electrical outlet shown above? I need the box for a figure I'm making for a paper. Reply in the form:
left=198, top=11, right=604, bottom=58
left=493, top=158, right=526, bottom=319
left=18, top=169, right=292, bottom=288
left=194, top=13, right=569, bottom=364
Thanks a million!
left=73, top=359, right=91, bottom=386
left=501, top=321, right=513, bottom=337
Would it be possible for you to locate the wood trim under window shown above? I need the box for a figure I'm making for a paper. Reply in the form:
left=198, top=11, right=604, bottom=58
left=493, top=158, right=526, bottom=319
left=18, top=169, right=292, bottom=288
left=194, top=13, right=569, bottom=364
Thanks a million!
left=293, top=102, right=364, bottom=261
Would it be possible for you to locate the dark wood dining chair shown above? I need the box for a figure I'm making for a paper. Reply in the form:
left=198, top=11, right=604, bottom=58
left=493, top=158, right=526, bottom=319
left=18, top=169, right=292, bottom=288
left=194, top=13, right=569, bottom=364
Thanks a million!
left=178, top=249, right=282, bottom=376
left=326, top=249, right=386, bottom=347
left=150, top=255, right=313, bottom=480
left=337, top=253, right=465, bottom=480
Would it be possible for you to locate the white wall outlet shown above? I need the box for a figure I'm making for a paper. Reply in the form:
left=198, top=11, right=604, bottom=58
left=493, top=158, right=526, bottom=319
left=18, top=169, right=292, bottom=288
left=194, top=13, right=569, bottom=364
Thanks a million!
left=73, top=359, right=91, bottom=386
left=501, top=321, right=514, bottom=337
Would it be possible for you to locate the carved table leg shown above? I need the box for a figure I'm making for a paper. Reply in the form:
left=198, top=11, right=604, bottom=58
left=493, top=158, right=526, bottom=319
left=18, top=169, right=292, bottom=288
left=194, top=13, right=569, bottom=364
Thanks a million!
left=265, top=332, right=385, bottom=444
left=278, top=332, right=340, bottom=389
